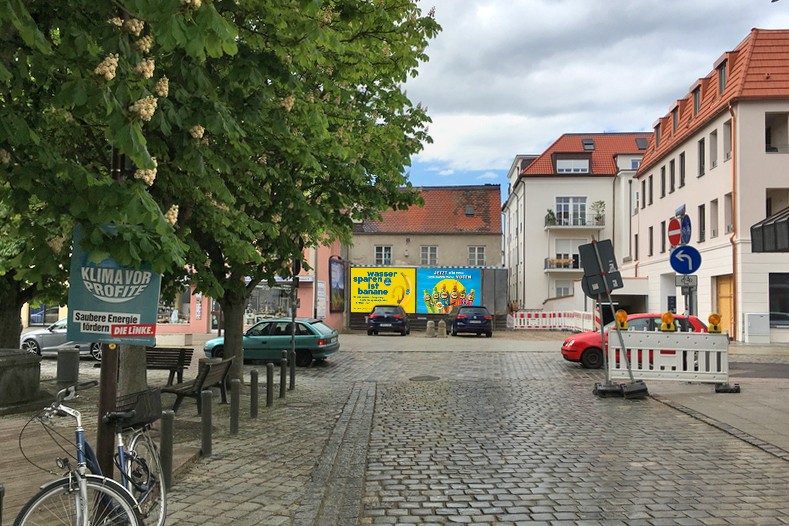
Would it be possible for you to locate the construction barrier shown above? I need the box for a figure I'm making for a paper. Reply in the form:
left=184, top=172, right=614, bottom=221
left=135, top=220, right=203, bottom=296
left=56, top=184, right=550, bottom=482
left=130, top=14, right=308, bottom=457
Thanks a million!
left=608, top=331, right=731, bottom=384
left=508, top=311, right=595, bottom=332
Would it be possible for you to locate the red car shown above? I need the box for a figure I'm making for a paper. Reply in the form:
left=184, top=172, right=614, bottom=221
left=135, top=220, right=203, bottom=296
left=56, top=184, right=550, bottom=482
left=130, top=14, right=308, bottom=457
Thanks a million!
left=561, top=313, right=707, bottom=369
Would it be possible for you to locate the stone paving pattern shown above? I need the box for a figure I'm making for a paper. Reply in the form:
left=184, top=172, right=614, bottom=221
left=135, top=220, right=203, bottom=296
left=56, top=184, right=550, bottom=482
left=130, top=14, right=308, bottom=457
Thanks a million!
left=4, top=331, right=789, bottom=525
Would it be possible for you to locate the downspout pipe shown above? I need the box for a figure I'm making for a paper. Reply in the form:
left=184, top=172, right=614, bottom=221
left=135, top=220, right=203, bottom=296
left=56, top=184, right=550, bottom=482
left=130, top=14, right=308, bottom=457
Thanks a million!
left=728, top=103, right=738, bottom=340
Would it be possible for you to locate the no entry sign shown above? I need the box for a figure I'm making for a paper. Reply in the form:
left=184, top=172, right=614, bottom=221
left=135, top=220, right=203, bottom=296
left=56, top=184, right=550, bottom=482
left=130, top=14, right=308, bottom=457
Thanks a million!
left=668, top=217, right=682, bottom=246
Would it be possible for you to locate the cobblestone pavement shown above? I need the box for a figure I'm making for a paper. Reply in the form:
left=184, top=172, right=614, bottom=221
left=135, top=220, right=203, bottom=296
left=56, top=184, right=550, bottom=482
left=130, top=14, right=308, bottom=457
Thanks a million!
left=159, top=333, right=789, bottom=526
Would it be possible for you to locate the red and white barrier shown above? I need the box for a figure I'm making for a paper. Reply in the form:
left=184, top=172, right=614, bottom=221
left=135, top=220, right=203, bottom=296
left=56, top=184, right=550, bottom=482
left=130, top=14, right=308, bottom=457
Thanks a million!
left=507, top=311, right=595, bottom=332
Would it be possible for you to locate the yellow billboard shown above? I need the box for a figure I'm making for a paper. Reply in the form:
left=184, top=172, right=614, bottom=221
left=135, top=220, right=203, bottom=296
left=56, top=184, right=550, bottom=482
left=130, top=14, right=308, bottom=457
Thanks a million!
left=350, top=267, right=416, bottom=313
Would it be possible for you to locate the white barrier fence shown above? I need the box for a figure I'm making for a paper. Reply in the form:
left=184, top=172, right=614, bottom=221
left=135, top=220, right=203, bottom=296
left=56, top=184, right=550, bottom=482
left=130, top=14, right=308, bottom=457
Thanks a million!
left=608, top=331, right=731, bottom=384
left=507, top=311, right=595, bottom=332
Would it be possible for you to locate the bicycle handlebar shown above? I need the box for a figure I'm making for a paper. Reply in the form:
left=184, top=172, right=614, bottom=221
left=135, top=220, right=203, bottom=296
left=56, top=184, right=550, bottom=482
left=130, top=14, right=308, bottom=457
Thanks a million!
left=54, top=380, right=99, bottom=404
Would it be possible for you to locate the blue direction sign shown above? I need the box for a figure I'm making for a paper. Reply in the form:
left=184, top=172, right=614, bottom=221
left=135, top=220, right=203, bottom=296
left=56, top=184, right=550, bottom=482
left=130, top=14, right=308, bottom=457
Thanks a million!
left=670, top=245, right=702, bottom=275
left=680, top=214, right=692, bottom=245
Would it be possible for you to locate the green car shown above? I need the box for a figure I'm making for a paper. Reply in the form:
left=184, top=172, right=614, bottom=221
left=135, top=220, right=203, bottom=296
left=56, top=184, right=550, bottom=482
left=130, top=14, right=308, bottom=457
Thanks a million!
left=203, top=318, right=340, bottom=367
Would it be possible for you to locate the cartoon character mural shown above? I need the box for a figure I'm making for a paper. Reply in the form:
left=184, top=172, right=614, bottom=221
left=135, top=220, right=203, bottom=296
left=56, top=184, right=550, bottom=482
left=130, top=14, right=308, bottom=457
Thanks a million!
left=417, top=268, right=481, bottom=314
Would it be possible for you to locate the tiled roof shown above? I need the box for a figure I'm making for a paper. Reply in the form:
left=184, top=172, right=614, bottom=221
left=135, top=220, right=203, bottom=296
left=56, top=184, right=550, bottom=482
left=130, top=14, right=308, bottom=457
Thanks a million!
left=355, top=185, right=502, bottom=234
left=639, top=28, right=789, bottom=174
left=520, top=132, right=651, bottom=176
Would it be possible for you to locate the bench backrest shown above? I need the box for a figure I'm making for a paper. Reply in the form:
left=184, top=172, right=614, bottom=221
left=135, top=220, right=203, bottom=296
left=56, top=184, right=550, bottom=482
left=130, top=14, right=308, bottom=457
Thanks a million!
left=146, top=347, right=194, bottom=368
left=196, top=357, right=234, bottom=391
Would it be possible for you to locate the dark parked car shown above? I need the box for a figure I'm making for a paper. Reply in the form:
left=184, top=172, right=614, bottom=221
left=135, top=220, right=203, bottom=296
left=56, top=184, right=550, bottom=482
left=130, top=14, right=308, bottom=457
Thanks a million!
left=366, top=305, right=410, bottom=336
left=20, top=318, right=102, bottom=361
left=447, top=305, right=493, bottom=337
left=561, top=313, right=708, bottom=369
left=203, top=317, right=339, bottom=366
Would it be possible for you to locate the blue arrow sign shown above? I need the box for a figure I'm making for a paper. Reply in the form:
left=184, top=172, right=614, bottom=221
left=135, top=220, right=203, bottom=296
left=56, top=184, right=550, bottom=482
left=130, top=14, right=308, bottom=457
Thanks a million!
left=670, top=245, right=702, bottom=275
left=680, top=214, right=692, bottom=245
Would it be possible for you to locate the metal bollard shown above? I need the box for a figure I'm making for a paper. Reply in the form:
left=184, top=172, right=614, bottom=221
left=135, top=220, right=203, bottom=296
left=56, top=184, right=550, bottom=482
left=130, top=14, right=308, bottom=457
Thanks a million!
left=230, top=378, right=240, bottom=435
left=280, top=353, right=287, bottom=398
left=201, top=390, right=213, bottom=457
left=250, top=370, right=259, bottom=418
left=160, top=410, right=175, bottom=490
left=289, top=350, right=296, bottom=391
left=266, top=363, right=274, bottom=407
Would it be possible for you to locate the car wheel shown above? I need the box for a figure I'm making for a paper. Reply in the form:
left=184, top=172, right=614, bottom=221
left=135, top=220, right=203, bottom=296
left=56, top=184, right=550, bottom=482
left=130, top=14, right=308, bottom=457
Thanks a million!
left=373, top=331, right=378, bottom=335
left=485, top=332, right=492, bottom=338
left=90, top=343, right=102, bottom=361
left=451, top=325, right=457, bottom=336
left=400, top=327, right=407, bottom=336
left=296, top=349, right=312, bottom=367
left=581, top=347, right=604, bottom=369
left=22, top=339, right=41, bottom=355
left=211, top=346, right=224, bottom=359
left=367, top=329, right=373, bottom=335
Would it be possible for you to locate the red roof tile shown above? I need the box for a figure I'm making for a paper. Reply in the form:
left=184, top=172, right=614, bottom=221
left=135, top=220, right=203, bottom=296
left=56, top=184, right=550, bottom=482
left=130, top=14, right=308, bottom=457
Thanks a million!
left=639, top=28, right=789, bottom=174
left=356, top=185, right=502, bottom=234
left=520, top=132, right=651, bottom=176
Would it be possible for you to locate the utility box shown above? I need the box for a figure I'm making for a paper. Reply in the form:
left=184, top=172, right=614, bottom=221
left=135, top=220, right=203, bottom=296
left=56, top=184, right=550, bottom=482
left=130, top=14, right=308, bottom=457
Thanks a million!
left=744, top=313, right=770, bottom=344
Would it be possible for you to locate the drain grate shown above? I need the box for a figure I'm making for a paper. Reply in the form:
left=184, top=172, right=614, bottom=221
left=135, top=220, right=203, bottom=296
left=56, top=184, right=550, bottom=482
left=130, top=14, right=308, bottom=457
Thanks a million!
left=409, top=375, right=440, bottom=382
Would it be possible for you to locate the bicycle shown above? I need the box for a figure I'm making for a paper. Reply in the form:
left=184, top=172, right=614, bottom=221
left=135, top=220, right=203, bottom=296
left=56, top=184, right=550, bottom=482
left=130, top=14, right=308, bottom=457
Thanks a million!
left=104, top=388, right=167, bottom=526
left=15, top=381, right=143, bottom=526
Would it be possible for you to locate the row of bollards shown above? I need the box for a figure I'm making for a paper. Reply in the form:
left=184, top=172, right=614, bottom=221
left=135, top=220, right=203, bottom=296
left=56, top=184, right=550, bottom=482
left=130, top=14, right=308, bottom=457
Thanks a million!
left=184, top=353, right=291, bottom=459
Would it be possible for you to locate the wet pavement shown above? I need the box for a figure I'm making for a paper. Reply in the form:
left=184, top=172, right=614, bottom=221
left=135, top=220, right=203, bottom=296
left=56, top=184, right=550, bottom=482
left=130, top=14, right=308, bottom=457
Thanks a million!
left=4, top=330, right=789, bottom=525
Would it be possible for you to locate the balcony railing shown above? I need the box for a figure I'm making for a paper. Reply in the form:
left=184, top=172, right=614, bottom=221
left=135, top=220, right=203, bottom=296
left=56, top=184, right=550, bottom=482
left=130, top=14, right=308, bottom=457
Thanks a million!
left=545, top=213, right=604, bottom=228
left=544, top=257, right=581, bottom=270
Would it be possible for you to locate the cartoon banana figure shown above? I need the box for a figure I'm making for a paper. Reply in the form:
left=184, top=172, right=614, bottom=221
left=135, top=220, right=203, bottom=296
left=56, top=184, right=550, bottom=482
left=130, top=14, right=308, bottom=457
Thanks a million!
left=398, top=271, right=412, bottom=304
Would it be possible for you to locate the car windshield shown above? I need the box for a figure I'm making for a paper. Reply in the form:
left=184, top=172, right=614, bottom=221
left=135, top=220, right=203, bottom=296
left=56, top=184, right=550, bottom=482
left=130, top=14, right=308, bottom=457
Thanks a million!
left=460, top=307, right=489, bottom=315
left=310, top=321, right=336, bottom=335
left=373, top=306, right=400, bottom=315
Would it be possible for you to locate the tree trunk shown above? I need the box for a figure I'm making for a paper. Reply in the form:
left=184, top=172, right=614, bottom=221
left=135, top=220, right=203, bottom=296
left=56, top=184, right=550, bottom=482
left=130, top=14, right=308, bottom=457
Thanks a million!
left=219, top=300, right=246, bottom=382
left=0, top=279, right=24, bottom=349
left=118, top=344, right=148, bottom=396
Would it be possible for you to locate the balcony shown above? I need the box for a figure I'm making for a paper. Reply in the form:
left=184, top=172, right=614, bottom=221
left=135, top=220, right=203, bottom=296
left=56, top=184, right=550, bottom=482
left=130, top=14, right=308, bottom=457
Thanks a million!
left=544, top=257, right=581, bottom=272
left=545, top=213, right=605, bottom=229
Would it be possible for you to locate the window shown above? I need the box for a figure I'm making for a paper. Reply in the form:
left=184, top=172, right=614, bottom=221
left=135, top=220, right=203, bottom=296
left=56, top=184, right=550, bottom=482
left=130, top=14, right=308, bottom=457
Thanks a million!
left=555, top=196, right=587, bottom=225
left=420, top=245, right=437, bottom=266
left=765, top=112, right=789, bottom=153
left=375, top=246, right=392, bottom=265
left=660, top=221, right=666, bottom=253
left=698, top=204, right=706, bottom=242
left=635, top=137, right=648, bottom=150
left=582, top=138, right=595, bottom=151
left=693, top=87, right=701, bottom=115
left=556, top=239, right=584, bottom=270
left=723, top=120, right=732, bottom=160
left=669, top=159, right=676, bottom=193
left=556, top=159, right=590, bottom=173
left=648, top=226, right=654, bottom=256
left=679, top=153, right=686, bottom=187
left=698, top=138, right=705, bottom=176
left=711, top=199, right=719, bottom=237
left=555, top=280, right=572, bottom=297
left=710, top=129, right=718, bottom=168
left=655, top=124, right=661, bottom=148
left=634, top=233, right=639, bottom=260
left=640, top=180, right=646, bottom=209
left=648, top=175, right=653, bottom=205
left=468, top=246, right=486, bottom=266
left=769, top=274, right=789, bottom=327
left=718, top=61, right=727, bottom=95
left=631, top=159, right=641, bottom=170
left=672, top=107, right=679, bottom=133
left=660, top=166, right=666, bottom=198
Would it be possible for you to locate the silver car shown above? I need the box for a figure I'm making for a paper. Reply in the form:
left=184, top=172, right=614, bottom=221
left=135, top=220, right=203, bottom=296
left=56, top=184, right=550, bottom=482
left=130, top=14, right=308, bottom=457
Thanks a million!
left=20, top=319, right=102, bottom=361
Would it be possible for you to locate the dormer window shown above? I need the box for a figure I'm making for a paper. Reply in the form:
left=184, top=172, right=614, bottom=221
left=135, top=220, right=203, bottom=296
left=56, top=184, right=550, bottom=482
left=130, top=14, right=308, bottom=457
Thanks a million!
left=672, top=107, right=679, bottom=133
left=718, top=61, right=727, bottom=94
left=693, top=87, right=701, bottom=115
left=556, top=159, right=590, bottom=173
left=582, top=138, right=595, bottom=151
left=655, top=123, right=661, bottom=148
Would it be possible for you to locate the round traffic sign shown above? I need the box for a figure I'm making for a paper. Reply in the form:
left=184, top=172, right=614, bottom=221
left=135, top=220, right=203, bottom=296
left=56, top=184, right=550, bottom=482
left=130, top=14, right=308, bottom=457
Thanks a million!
left=669, top=245, right=702, bottom=274
left=668, top=218, right=682, bottom=246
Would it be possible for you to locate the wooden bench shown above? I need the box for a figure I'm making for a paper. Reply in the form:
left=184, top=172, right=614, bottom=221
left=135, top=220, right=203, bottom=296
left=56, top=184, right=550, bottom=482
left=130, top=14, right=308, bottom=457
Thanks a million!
left=145, top=347, right=194, bottom=386
left=161, top=357, right=234, bottom=414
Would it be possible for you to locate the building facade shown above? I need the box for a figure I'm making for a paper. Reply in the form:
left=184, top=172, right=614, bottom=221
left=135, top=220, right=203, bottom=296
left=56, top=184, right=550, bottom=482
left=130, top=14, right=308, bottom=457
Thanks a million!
left=628, top=28, right=789, bottom=343
left=503, top=133, right=650, bottom=312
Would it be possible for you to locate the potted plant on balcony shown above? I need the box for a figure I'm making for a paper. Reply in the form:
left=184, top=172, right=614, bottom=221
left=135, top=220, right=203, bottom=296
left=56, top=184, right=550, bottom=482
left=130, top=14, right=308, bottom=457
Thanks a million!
left=545, top=208, right=556, bottom=225
left=591, top=200, right=605, bottom=225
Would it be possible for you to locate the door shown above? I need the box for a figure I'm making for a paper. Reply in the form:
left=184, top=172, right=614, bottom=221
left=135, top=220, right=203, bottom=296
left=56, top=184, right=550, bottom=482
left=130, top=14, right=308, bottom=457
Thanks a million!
left=716, top=275, right=734, bottom=335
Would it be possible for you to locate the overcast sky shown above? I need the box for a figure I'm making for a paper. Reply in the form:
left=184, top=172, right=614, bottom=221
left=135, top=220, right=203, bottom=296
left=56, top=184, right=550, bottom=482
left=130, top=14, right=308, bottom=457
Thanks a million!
left=404, top=0, right=789, bottom=192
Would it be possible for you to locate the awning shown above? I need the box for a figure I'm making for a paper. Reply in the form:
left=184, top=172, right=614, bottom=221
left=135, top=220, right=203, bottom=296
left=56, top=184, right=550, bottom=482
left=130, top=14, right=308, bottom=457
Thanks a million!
left=751, top=206, right=789, bottom=252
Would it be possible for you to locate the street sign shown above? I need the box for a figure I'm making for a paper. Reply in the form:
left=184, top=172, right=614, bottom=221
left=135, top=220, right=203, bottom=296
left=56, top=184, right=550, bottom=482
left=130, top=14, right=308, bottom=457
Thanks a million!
left=680, top=214, right=692, bottom=245
left=578, top=239, right=623, bottom=300
left=675, top=274, right=698, bottom=287
left=668, top=218, right=682, bottom=246
left=669, top=245, right=702, bottom=275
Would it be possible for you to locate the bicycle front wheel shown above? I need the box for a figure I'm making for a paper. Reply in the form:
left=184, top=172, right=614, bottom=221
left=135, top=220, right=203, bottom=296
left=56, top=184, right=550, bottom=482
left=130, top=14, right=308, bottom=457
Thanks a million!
left=126, top=429, right=167, bottom=526
left=14, top=474, right=143, bottom=526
